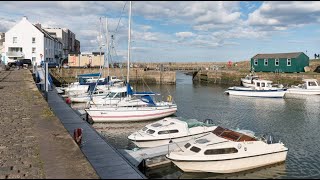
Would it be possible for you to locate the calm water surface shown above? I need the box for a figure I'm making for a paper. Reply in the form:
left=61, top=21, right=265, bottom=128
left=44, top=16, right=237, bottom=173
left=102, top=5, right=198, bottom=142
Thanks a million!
left=72, top=71, right=320, bottom=179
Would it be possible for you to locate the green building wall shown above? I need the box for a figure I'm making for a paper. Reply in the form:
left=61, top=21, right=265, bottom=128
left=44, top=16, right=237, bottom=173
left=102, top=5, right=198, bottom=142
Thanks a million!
left=250, top=53, right=309, bottom=73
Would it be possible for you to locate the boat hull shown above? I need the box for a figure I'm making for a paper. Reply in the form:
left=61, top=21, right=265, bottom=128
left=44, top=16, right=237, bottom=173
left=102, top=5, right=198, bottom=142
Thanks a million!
left=130, top=132, right=212, bottom=148
left=225, top=88, right=286, bottom=98
left=86, top=105, right=177, bottom=123
left=286, top=88, right=320, bottom=95
left=169, top=150, right=287, bottom=173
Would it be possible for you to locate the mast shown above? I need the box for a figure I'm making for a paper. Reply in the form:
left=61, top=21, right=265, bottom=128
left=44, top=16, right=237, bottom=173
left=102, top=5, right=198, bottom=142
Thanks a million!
left=127, top=1, right=131, bottom=84
left=99, top=17, right=102, bottom=71
left=106, top=17, right=110, bottom=80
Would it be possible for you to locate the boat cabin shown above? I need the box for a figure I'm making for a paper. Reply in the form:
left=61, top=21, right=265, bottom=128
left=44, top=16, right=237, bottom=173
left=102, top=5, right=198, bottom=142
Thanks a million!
left=302, top=79, right=320, bottom=89
left=212, top=126, right=257, bottom=142
left=252, top=79, right=273, bottom=89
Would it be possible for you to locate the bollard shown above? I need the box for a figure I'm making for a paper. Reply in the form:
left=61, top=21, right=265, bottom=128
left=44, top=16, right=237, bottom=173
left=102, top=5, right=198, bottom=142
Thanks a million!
left=73, top=128, right=83, bottom=146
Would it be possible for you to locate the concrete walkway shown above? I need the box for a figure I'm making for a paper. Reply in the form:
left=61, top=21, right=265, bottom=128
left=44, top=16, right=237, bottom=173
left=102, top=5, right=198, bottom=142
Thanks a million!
left=0, top=69, right=98, bottom=179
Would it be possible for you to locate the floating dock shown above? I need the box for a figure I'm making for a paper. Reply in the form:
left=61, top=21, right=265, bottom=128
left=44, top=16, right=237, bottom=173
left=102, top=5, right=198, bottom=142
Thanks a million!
left=119, top=140, right=189, bottom=168
left=47, top=87, right=146, bottom=179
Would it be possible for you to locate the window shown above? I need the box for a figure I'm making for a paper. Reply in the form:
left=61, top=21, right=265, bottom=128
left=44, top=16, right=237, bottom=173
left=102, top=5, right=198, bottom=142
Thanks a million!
left=32, top=47, right=36, bottom=53
left=13, top=37, right=17, bottom=43
left=142, top=127, right=148, bottom=131
left=32, top=57, right=36, bottom=62
left=254, top=59, right=258, bottom=66
left=287, top=58, right=291, bottom=66
left=264, top=59, right=268, bottom=66
left=275, top=59, right=279, bottom=66
left=146, top=129, right=155, bottom=134
left=151, top=123, right=162, bottom=127
left=184, top=143, right=191, bottom=149
left=257, top=82, right=260, bottom=87
left=158, top=129, right=179, bottom=135
left=261, top=82, right=265, bottom=87
left=32, top=37, right=35, bottom=43
left=204, top=148, right=238, bottom=155
left=190, top=146, right=201, bottom=153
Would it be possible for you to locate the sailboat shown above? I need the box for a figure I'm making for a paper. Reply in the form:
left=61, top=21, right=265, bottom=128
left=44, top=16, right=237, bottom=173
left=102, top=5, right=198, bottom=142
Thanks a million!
left=84, top=1, right=177, bottom=123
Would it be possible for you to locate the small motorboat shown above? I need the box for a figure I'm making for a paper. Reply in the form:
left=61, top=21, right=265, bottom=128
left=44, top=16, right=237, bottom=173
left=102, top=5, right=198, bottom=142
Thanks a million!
left=166, top=126, right=288, bottom=173
left=128, top=117, right=217, bottom=148
left=225, top=79, right=287, bottom=98
left=286, top=79, right=320, bottom=95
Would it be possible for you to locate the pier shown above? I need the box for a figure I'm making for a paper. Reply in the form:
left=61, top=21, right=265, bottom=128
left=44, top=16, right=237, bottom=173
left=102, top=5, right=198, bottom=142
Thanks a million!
left=0, top=69, right=98, bottom=179
left=47, top=86, right=146, bottom=179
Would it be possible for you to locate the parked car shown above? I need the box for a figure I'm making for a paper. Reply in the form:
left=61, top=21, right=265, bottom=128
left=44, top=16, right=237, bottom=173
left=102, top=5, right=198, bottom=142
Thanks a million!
left=8, top=59, right=32, bottom=67
left=19, top=59, right=32, bottom=67
left=40, top=61, right=59, bottom=68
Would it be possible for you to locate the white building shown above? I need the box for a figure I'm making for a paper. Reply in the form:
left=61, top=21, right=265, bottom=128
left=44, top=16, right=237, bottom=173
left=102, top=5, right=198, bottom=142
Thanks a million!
left=4, top=16, right=63, bottom=66
left=0, top=32, right=5, bottom=64
left=44, top=27, right=80, bottom=61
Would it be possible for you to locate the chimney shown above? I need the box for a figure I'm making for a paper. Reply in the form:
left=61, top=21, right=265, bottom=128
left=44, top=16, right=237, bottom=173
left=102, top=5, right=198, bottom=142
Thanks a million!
left=35, top=23, right=41, bottom=29
left=22, top=16, right=28, bottom=20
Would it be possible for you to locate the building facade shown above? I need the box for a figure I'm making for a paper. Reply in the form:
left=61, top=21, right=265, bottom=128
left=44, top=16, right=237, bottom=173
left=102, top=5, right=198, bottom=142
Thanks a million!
left=4, top=16, right=63, bottom=66
left=44, top=28, right=80, bottom=59
left=251, top=52, right=309, bottom=73
left=68, top=52, right=105, bottom=67
left=0, top=32, right=4, bottom=63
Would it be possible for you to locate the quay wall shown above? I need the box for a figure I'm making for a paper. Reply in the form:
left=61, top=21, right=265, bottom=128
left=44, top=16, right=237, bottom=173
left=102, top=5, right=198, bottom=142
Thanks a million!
left=49, top=68, right=176, bottom=85
left=193, top=70, right=320, bottom=86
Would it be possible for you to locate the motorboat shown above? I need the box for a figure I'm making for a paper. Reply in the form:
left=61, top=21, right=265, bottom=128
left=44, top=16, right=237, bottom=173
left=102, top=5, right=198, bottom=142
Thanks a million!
left=241, top=73, right=259, bottom=87
left=225, top=79, right=287, bottom=98
left=166, top=126, right=288, bottom=173
left=286, top=79, right=320, bottom=95
left=128, top=117, right=217, bottom=148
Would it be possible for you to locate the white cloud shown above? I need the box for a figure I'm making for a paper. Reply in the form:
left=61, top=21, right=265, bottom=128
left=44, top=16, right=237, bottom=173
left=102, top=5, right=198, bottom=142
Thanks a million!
left=175, top=32, right=195, bottom=39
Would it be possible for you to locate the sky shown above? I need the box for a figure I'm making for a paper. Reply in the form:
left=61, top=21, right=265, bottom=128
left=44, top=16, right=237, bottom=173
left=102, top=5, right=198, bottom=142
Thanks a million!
left=1, top=1, right=320, bottom=63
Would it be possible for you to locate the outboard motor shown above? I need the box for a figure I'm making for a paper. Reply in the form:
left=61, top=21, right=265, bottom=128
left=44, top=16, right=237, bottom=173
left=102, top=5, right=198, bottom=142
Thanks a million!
left=204, top=118, right=214, bottom=125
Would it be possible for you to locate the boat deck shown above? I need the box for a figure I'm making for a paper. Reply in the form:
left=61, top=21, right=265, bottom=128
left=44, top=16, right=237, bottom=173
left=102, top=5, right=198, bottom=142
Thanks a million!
left=47, top=88, right=145, bottom=179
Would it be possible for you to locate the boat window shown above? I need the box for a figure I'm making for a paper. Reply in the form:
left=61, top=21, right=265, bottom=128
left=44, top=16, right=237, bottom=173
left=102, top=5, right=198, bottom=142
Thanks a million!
left=151, top=123, right=162, bottom=127
left=147, top=129, right=155, bottom=134
left=184, top=143, right=191, bottom=149
left=308, top=81, right=317, bottom=86
left=190, top=146, right=201, bottom=153
left=261, top=82, right=265, bottom=87
left=142, top=127, right=148, bottom=131
left=195, top=139, right=210, bottom=144
left=257, top=82, right=260, bottom=87
left=204, top=148, right=238, bottom=155
left=158, top=129, right=179, bottom=135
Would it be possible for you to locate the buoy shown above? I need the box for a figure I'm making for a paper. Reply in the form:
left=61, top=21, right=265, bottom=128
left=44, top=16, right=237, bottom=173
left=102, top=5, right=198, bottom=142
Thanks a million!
left=66, top=97, right=71, bottom=104
left=73, top=128, right=82, bottom=146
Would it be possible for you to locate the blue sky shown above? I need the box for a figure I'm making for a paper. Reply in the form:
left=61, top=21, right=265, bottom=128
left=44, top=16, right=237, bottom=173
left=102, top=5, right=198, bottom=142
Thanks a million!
left=1, top=1, right=320, bottom=63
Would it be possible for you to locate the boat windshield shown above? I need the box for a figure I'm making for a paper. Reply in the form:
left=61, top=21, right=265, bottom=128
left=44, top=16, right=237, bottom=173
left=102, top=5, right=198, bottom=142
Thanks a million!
left=183, top=118, right=215, bottom=128
left=212, top=126, right=256, bottom=142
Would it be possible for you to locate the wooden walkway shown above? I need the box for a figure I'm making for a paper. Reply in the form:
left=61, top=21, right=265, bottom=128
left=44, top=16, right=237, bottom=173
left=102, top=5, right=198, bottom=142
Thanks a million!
left=47, top=88, right=146, bottom=179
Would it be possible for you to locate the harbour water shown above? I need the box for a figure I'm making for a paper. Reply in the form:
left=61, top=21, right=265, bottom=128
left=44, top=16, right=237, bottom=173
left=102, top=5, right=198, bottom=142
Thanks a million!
left=72, top=71, right=320, bottom=179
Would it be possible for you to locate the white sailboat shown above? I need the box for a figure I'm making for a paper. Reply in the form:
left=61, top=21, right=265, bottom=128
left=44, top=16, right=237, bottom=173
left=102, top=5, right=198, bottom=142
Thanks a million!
left=85, top=1, right=177, bottom=123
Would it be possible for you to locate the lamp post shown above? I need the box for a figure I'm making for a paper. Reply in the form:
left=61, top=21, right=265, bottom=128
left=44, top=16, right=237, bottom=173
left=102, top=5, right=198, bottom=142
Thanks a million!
left=44, top=48, right=49, bottom=101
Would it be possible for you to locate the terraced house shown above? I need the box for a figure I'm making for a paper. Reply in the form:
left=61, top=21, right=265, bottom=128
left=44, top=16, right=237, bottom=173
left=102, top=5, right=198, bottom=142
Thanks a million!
left=251, top=52, right=309, bottom=73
